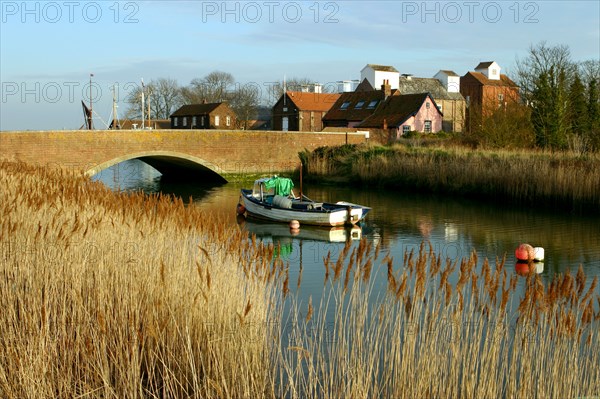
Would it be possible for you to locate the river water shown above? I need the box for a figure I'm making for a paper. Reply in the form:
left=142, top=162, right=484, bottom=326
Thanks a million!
left=93, top=160, right=600, bottom=304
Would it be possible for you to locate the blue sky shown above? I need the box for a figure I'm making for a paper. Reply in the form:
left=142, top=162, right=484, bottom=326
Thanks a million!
left=1, top=0, right=599, bottom=130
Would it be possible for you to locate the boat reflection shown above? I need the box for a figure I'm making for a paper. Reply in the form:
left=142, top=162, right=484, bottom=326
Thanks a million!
left=237, top=214, right=362, bottom=243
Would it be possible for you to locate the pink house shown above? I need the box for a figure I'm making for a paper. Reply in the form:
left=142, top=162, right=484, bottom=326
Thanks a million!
left=357, top=93, right=443, bottom=138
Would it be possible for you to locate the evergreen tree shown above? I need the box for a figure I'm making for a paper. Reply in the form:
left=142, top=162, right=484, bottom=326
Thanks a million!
left=588, top=78, right=600, bottom=150
left=568, top=72, right=586, bottom=136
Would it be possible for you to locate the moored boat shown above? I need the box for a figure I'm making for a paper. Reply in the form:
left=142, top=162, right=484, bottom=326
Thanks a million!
left=239, top=176, right=371, bottom=227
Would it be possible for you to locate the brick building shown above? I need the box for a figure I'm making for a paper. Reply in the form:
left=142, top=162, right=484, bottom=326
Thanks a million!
left=170, top=102, right=236, bottom=130
left=272, top=91, right=340, bottom=131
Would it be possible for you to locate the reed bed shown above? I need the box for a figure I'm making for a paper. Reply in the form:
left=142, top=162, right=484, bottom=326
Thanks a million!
left=0, top=161, right=286, bottom=398
left=301, top=144, right=600, bottom=213
left=1, top=160, right=599, bottom=398
left=278, top=241, right=600, bottom=398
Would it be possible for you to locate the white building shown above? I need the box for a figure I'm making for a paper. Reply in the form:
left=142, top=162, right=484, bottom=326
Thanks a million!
left=474, top=61, right=501, bottom=80
left=360, top=64, right=400, bottom=90
left=434, top=70, right=461, bottom=93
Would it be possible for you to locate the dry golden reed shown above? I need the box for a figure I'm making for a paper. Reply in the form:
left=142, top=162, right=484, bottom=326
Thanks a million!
left=1, top=160, right=599, bottom=399
left=304, top=144, right=600, bottom=212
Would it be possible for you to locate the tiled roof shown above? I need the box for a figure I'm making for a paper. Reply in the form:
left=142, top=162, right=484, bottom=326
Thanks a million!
left=438, top=70, right=459, bottom=77
left=355, top=78, right=374, bottom=92
left=322, top=90, right=390, bottom=123
left=357, top=93, right=441, bottom=128
left=171, top=103, right=223, bottom=117
left=475, top=61, right=495, bottom=69
left=398, top=77, right=464, bottom=100
left=462, top=72, right=518, bottom=87
left=364, top=64, right=399, bottom=73
left=285, top=91, right=341, bottom=112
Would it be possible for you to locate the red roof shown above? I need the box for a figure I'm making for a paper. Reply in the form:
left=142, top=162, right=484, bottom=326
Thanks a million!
left=285, top=91, right=341, bottom=112
left=462, top=72, right=518, bottom=87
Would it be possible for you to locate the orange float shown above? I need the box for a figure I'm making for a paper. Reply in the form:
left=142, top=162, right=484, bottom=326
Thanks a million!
left=515, top=243, right=534, bottom=261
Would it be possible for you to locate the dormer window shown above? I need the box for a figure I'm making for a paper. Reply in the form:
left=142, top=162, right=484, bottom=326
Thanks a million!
left=492, top=69, right=497, bottom=76
left=366, top=100, right=378, bottom=109
left=355, top=101, right=365, bottom=109
left=340, top=102, right=351, bottom=110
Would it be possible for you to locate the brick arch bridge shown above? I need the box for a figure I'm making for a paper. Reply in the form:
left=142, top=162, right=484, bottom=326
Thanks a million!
left=0, top=130, right=367, bottom=182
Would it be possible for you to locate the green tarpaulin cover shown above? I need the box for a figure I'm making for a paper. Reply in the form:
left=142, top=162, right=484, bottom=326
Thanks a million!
left=264, top=177, right=294, bottom=196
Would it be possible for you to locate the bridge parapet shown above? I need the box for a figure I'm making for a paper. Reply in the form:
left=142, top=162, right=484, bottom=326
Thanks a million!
left=0, top=130, right=368, bottom=181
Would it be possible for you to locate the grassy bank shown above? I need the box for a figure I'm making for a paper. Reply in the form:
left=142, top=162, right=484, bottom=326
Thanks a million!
left=1, top=160, right=599, bottom=397
left=299, top=144, right=600, bottom=213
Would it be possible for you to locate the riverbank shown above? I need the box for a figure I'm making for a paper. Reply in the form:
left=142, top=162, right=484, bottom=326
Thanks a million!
left=1, top=160, right=598, bottom=397
left=299, top=144, right=600, bottom=214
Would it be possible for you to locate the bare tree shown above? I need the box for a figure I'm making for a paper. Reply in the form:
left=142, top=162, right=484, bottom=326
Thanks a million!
left=515, top=41, right=576, bottom=104
left=230, top=82, right=261, bottom=130
left=125, top=78, right=183, bottom=120
left=579, top=59, right=600, bottom=88
left=180, top=71, right=235, bottom=104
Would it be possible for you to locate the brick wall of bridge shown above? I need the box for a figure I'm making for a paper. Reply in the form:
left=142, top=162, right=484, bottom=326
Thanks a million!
left=0, top=130, right=368, bottom=175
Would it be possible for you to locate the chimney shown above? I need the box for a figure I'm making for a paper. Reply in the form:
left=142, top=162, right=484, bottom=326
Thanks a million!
left=381, top=79, right=391, bottom=99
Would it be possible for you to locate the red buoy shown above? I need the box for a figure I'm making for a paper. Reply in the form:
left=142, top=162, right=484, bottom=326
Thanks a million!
left=515, top=243, right=534, bottom=261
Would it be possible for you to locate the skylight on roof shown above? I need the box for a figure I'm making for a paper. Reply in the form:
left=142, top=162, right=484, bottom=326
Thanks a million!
left=355, top=101, right=365, bottom=109
left=366, top=100, right=378, bottom=109
left=340, top=102, right=351, bottom=110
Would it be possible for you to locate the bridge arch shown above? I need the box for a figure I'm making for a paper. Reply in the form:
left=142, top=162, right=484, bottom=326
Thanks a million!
left=85, top=150, right=228, bottom=183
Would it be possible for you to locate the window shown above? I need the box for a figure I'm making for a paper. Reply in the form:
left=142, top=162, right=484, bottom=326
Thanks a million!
left=226, top=116, right=231, bottom=126
left=402, top=125, right=411, bottom=134
left=201, top=116, right=205, bottom=126
left=426, top=102, right=430, bottom=109
left=424, top=120, right=432, bottom=133
left=192, top=116, right=197, bottom=126
left=354, top=101, right=365, bottom=109
left=366, top=100, right=378, bottom=109
left=492, top=68, right=497, bottom=76
left=183, top=117, right=187, bottom=127
left=340, top=101, right=351, bottom=110
left=173, top=117, right=178, bottom=127
left=214, top=115, right=220, bottom=126
left=283, top=107, right=288, bottom=112
left=498, top=93, right=504, bottom=101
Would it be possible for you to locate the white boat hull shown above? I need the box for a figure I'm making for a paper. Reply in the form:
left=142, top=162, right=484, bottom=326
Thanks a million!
left=241, top=191, right=367, bottom=227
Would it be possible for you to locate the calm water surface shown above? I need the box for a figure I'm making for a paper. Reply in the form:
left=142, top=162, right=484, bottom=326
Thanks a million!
left=93, top=160, right=600, bottom=304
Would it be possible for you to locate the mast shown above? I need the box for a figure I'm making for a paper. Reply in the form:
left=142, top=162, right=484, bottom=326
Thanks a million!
left=89, top=73, right=94, bottom=130
left=283, top=74, right=286, bottom=106
left=146, top=87, right=152, bottom=129
left=111, top=84, right=119, bottom=129
left=141, top=78, right=145, bottom=129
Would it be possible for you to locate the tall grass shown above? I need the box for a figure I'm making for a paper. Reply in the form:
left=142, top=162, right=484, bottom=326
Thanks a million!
left=0, top=161, right=286, bottom=398
left=301, top=144, right=600, bottom=212
left=276, top=241, right=599, bottom=398
left=1, top=160, right=599, bottom=398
